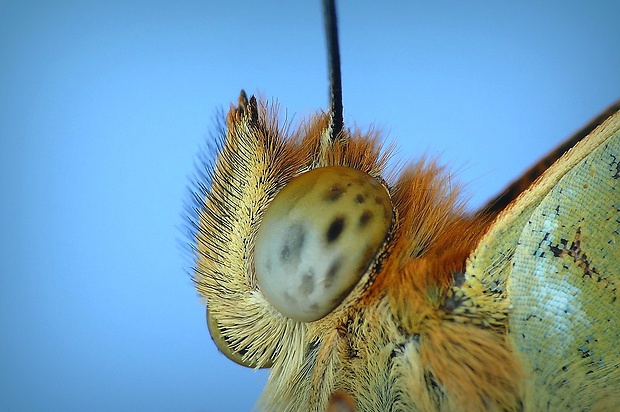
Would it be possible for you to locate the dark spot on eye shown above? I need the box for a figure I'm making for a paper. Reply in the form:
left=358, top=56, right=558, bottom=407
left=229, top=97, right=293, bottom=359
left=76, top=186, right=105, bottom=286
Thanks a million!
left=324, top=257, right=342, bottom=289
left=374, top=195, right=383, bottom=204
left=324, top=184, right=345, bottom=201
left=280, top=245, right=290, bottom=262
left=359, top=210, right=373, bottom=227
left=284, top=292, right=297, bottom=304
left=310, top=302, right=320, bottom=312
left=300, top=271, right=315, bottom=295
left=280, top=223, right=306, bottom=264
left=326, top=216, right=345, bottom=243
left=355, top=194, right=365, bottom=203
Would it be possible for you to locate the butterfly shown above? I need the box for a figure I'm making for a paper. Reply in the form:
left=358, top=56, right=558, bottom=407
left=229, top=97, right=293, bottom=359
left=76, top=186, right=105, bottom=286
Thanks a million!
left=188, top=0, right=620, bottom=410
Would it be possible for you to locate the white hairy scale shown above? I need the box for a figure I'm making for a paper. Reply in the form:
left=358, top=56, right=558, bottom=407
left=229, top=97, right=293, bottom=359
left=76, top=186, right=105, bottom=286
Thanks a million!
left=255, top=166, right=392, bottom=322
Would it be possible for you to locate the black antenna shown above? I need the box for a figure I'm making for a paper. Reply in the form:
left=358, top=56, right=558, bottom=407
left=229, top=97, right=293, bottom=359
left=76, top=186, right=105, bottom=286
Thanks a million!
left=322, top=0, right=344, bottom=141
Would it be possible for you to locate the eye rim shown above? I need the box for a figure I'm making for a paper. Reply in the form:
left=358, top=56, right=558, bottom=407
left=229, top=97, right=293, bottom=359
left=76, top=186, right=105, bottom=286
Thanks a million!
left=206, top=306, right=273, bottom=369
left=254, top=165, right=394, bottom=323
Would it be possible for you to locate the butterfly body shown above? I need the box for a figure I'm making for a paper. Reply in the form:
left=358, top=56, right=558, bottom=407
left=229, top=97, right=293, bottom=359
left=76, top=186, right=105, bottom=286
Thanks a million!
left=189, top=2, right=620, bottom=409
left=191, top=90, right=620, bottom=410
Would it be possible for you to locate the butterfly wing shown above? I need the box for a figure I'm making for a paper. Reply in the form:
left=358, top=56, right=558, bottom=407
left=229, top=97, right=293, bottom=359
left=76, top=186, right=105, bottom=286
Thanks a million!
left=468, top=109, right=620, bottom=409
left=481, top=101, right=620, bottom=215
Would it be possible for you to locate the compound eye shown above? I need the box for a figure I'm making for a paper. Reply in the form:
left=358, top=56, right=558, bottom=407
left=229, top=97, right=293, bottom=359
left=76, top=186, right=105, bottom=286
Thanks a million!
left=255, top=166, right=392, bottom=322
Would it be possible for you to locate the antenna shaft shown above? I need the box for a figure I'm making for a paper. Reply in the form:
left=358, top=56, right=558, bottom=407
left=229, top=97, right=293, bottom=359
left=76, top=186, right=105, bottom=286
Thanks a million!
left=322, top=0, right=343, bottom=141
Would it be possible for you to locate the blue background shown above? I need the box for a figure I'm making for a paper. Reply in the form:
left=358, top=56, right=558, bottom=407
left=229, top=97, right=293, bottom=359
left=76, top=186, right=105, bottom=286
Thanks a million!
left=1, top=1, right=619, bottom=411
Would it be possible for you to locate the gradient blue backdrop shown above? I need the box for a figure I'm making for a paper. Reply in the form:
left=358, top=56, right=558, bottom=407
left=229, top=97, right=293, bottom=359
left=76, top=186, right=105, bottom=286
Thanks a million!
left=1, top=1, right=619, bottom=411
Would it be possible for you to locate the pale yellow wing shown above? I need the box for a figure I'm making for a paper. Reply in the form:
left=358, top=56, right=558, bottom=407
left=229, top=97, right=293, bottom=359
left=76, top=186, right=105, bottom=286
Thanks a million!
left=468, top=109, right=620, bottom=410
